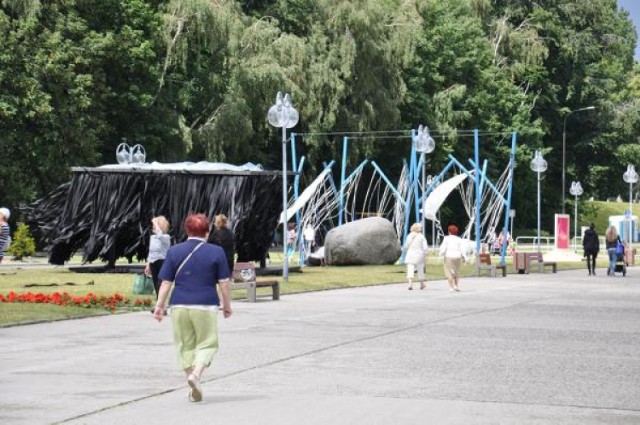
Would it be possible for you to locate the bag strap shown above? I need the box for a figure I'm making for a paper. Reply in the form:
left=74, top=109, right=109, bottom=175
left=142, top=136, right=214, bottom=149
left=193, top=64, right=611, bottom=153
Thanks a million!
left=176, top=242, right=205, bottom=278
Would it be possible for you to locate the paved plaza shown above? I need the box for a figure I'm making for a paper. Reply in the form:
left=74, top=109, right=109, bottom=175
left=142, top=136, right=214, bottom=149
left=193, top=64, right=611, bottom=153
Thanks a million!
left=1, top=267, right=639, bottom=424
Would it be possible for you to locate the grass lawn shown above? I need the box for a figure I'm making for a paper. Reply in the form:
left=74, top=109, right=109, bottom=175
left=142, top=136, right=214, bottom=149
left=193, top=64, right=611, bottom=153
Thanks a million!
left=0, top=198, right=629, bottom=327
left=0, top=254, right=587, bottom=327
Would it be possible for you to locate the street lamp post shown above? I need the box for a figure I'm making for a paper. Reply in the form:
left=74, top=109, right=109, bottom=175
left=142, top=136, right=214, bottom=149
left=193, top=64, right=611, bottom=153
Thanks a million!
left=530, top=150, right=548, bottom=253
left=623, top=164, right=638, bottom=248
left=267, top=92, right=299, bottom=281
left=562, top=106, right=595, bottom=213
left=569, top=181, right=583, bottom=252
left=415, top=125, right=435, bottom=239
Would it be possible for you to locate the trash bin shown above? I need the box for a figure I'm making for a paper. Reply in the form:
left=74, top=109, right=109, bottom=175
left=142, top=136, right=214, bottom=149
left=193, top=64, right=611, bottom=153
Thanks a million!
left=514, top=252, right=527, bottom=274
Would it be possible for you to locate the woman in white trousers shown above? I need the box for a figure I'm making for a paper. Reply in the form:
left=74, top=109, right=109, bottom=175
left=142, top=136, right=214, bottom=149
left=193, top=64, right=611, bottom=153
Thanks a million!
left=404, top=223, right=429, bottom=290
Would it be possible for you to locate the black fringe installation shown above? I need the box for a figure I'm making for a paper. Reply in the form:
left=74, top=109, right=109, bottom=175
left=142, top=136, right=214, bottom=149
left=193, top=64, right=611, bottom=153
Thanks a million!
left=22, top=170, right=284, bottom=266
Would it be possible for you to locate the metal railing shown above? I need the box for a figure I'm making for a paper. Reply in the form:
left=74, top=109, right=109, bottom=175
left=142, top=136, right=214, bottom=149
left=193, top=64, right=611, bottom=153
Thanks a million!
left=514, top=236, right=555, bottom=252
left=514, top=236, right=613, bottom=253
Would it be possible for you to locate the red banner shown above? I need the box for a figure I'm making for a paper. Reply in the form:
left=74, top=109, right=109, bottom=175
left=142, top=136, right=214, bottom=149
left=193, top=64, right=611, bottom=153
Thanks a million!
left=555, top=214, right=570, bottom=249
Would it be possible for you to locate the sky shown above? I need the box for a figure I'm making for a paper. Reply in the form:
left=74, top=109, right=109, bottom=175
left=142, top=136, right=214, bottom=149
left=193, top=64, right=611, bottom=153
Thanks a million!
left=618, top=0, right=640, bottom=60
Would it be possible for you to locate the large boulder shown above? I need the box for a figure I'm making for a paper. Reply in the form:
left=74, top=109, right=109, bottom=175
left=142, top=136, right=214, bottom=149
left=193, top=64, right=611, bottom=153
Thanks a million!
left=325, top=217, right=400, bottom=265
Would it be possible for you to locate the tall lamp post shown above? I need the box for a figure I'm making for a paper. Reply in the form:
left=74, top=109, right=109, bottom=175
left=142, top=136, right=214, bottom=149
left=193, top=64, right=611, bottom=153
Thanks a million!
left=530, top=150, right=547, bottom=253
left=562, top=106, right=595, bottom=213
left=415, top=125, right=435, bottom=238
left=268, top=92, right=299, bottom=281
left=569, top=181, right=583, bottom=252
left=623, top=164, right=638, bottom=248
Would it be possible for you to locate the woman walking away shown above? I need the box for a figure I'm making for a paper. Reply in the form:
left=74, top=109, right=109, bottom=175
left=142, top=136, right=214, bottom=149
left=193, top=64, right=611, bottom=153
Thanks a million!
left=439, top=224, right=467, bottom=292
left=605, top=225, right=621, bottom=277
left=212, top=214, right=235, bottom=274
left=145, top=216, right=171, bottom=298
left=154, top=214, right=232, bottom=403
left=582, top=223, right=599, bottom=276
left=404, top=223, right=429, bottom=290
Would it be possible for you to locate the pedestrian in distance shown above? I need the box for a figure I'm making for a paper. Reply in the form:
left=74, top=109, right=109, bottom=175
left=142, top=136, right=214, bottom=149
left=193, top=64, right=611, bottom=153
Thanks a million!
left=582, top=223, right=599, bottom=276
left=0, top=207, right=11, bottom=264
left=211, top=214, right=235, bottom=274
left=604, top=225, right=621, bottom=277
left=154, top=213, right=232, bottom=403
left=145, top=216, right=171, bottom=298
left=404, top=223, right=429, bottom=290
left=486, top=227, right=497, bottom=255
left=286, top=222, right=297, bottom=257
left=439, top=224, right=467, bottom=292
left=303, top=223, right=316, bottom=255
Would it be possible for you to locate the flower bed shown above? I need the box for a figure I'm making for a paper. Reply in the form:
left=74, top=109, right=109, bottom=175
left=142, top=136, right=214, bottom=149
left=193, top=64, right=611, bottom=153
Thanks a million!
left=0, top=291, right=153, bottom=313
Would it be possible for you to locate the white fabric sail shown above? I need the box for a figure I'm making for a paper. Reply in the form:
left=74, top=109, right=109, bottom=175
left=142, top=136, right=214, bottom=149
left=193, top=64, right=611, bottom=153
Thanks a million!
left=423, top=173, right=470, bottom=220
left=280, top=167, right=333, bottom=224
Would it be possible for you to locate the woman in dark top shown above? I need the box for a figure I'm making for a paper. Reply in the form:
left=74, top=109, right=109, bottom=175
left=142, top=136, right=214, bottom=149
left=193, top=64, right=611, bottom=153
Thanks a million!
left=582, top=223, right=599, bottom=276
left=212, top=214, right=235, bottom=273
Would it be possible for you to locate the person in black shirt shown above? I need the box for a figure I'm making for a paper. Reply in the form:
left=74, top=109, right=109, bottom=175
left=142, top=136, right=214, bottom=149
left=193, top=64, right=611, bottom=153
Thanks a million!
left=582, top=223, right=600, bottom=276
left=212, top=214, right=235, bottom=273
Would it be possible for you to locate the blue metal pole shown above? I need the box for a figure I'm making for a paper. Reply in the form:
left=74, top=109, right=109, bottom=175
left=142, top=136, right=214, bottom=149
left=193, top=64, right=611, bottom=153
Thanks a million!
left=402, top=130, right=419, bottom=251
left=500, top=132, right=517, bottom=265
left=474, top=129, right=482, bottom=258
left=338, top=136, right=348, bottom=226
left=295, top=156, right=305, bottom=265
left=410, top=130, right=421, bottom=223
left=370, top=161, right=407, bottom=204
left=468, top=159, right=507, bottom=203
left=478, top=160, right=488, bottom=201
left=415, top=155, right=425, bottom=208
left=322, top=161, right=339, bottom=197
left=344, top=160, right=369, bottom=186
left=291, top=134, right=301, bottom=229
left=447, top=155, right=474, bottom=177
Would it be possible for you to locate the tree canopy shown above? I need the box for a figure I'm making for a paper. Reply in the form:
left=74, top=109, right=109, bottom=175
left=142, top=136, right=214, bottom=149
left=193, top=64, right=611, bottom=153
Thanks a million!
left=0, top=0, right=637, bottom=231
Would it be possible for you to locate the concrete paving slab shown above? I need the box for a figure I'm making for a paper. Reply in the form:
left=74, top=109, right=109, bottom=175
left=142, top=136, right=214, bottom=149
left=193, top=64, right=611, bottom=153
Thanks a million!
left=1, top=267, right=639, bottom=424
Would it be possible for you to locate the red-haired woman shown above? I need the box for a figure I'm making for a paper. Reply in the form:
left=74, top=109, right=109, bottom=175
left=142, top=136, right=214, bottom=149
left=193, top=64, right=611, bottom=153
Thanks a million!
left=438, top=224, right=466, bottom=291
left=154, top=213, right=232, bottom=402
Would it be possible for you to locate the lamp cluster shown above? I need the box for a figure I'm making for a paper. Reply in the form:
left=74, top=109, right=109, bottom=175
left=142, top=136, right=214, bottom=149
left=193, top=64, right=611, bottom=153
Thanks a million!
left=267, top=92, right=299, bottom=130
left=569, top=181, right=583, bottom=197
left=530, top=150, right=547, bottom=173
left=414, top=125, right=435, bottom=154
left=116, top=143, right=146, bottom=165
left=623, top=164, right=638, bottom=185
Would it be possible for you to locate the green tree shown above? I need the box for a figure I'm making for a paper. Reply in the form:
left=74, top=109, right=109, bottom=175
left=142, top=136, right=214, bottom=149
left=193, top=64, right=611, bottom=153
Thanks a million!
left=7, top=222, right=36, bottom=259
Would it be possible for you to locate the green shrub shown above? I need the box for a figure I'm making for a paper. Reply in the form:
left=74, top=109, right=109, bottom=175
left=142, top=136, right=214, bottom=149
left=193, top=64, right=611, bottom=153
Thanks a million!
left=8, top=223, right=36, bottom=260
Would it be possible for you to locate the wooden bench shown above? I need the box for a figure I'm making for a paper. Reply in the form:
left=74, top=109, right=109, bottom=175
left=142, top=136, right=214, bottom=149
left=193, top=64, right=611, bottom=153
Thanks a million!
left=231, top=262, right=280, bottom=302
left=525, top=252, right=557, bottom=274
left=478, top=253, right=507, bottom=277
